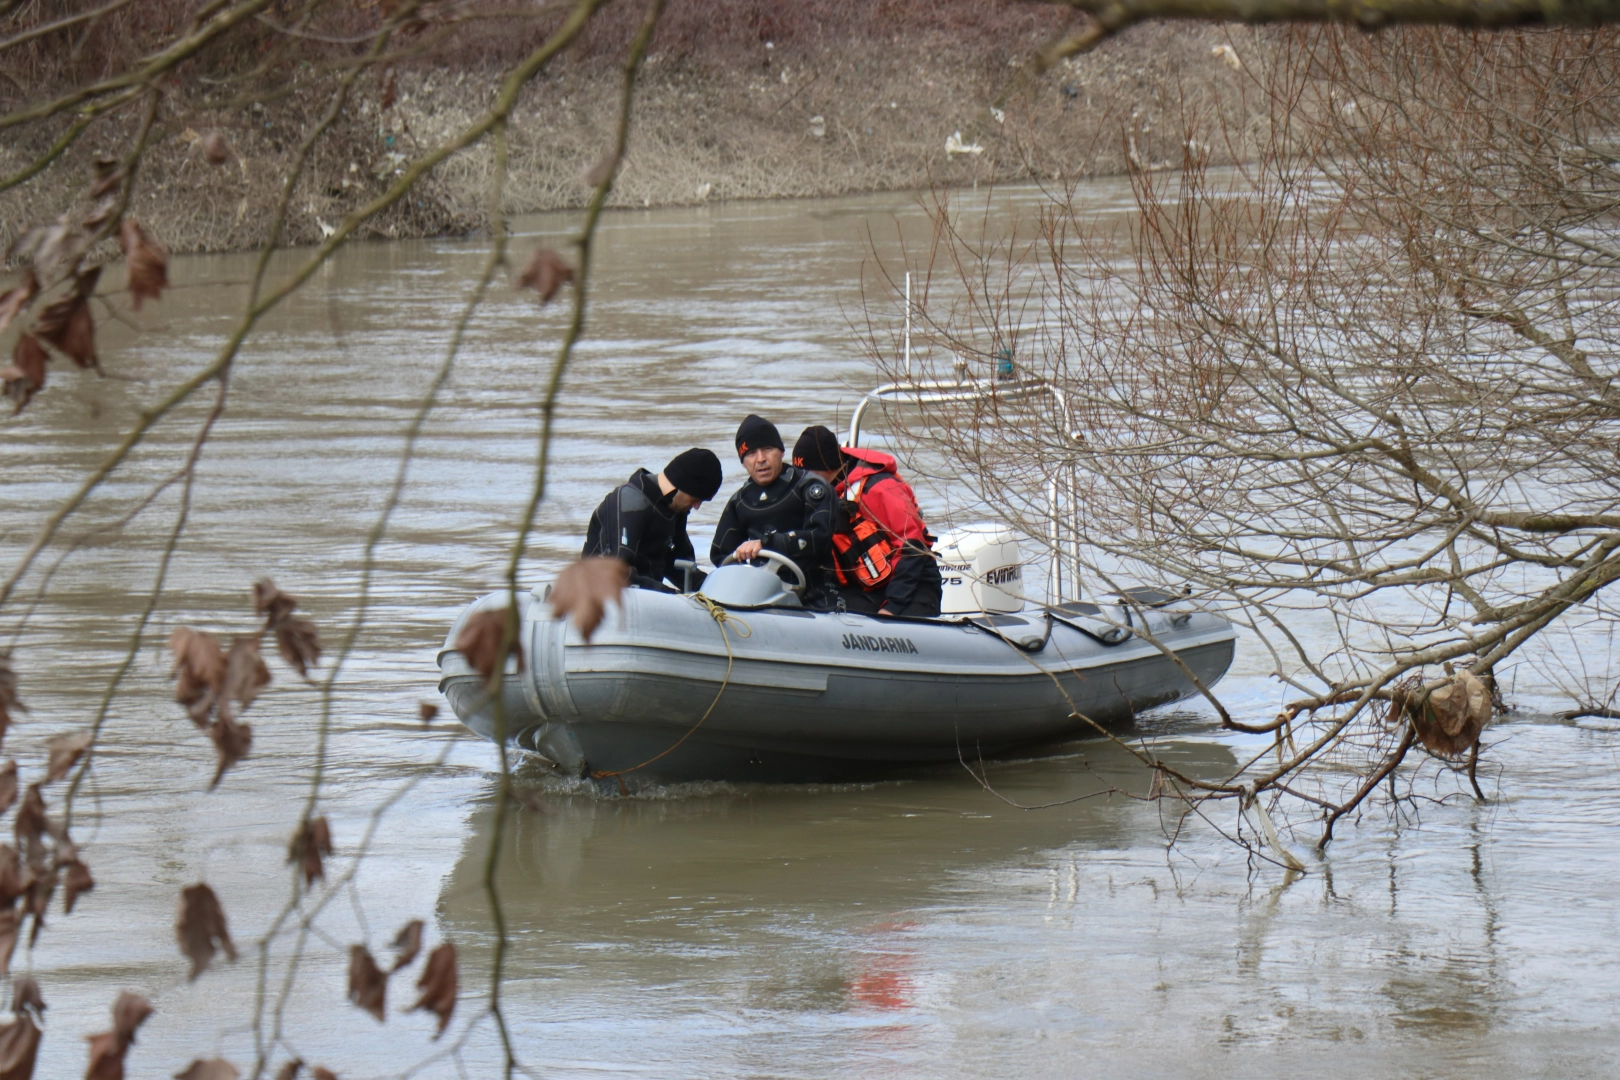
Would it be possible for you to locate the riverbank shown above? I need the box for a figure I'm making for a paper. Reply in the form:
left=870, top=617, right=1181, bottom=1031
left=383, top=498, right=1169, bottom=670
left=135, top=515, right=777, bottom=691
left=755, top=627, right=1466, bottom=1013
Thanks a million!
left=1, top=19, right=1261, bottom=254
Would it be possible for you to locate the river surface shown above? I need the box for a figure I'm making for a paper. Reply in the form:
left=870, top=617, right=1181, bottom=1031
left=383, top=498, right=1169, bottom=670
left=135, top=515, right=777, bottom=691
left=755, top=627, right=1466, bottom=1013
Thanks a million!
left=1, top=182, right=1618, bottom=1078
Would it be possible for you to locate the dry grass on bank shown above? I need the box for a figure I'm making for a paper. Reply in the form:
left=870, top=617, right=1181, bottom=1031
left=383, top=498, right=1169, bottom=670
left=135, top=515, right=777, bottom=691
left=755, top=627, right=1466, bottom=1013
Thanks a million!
left=1, top=1, right=1262, bottom=254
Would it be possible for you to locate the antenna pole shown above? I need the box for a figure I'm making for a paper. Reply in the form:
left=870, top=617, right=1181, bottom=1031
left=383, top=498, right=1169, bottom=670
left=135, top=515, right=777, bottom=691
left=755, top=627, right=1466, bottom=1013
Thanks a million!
left=904, top=271, right=912, bottom=379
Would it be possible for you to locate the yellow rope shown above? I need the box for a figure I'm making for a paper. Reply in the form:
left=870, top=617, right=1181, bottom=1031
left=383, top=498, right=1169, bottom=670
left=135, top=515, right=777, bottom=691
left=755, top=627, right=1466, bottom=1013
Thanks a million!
left=589, top=593, right=751, bottom=789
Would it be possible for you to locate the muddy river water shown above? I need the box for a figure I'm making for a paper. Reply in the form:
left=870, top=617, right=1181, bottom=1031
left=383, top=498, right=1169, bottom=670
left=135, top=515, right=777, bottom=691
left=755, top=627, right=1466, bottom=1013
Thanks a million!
left=3, top=183, right=1619, bottom=1077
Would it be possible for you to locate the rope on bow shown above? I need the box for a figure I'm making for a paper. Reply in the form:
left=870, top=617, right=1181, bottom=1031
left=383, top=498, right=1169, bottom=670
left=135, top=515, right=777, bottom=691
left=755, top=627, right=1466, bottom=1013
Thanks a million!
left=589, top=593, right=752, bottom=792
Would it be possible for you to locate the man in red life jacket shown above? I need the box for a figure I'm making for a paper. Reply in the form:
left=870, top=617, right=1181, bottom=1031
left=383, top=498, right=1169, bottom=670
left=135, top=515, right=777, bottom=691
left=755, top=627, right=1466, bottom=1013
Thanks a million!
left=792, top=425, right=943, bottom=618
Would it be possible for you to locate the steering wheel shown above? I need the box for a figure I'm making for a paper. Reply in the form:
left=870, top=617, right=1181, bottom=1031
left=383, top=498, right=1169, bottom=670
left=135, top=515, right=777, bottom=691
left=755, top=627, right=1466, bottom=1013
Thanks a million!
left=720, top=548, right=808, bottom=592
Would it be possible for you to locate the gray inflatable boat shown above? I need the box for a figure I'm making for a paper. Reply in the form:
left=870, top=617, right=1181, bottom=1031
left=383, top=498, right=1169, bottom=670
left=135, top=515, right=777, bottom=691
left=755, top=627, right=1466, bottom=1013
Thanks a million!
left=436, top=552, right=1235, bottom=783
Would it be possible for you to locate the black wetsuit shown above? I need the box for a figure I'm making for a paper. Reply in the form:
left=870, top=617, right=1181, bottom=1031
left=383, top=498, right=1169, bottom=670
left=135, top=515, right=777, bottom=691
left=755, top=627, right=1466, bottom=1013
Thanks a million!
left=709, top=465, right=838, bottom=603
left=581, top=468, right=703, bottom=592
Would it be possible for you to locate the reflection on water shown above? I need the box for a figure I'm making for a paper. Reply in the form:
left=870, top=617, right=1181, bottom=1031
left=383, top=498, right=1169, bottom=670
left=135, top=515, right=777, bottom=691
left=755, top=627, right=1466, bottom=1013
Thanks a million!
left=0, top=183, right=1617, bottom=1076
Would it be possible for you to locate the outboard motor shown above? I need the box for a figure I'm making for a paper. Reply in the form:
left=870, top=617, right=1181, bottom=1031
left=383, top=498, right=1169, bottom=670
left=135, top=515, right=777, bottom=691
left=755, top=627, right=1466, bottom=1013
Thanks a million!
left=936, top=524, right=1025, bottom=614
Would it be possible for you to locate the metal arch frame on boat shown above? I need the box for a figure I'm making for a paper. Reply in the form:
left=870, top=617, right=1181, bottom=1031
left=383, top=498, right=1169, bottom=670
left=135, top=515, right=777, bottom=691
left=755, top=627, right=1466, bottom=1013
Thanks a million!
left=846, top=374, right=1086, bottom=605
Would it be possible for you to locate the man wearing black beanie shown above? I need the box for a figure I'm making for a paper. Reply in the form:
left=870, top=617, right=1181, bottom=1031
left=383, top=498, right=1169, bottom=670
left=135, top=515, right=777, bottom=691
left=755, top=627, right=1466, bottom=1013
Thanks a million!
left=711, top=414, right=839, bottom=603
left=582, top=447, right=723, bottom=593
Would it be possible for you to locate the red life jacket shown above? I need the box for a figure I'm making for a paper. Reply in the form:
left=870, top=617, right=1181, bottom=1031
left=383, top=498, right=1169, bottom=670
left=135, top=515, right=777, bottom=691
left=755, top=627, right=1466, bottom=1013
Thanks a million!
left=831, top=473, right=903, bottom=589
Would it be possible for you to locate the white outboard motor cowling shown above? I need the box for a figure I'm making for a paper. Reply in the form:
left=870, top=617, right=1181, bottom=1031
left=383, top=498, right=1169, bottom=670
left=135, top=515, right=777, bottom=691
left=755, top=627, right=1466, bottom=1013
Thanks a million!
left=936, top=523, right=1025, bottom=614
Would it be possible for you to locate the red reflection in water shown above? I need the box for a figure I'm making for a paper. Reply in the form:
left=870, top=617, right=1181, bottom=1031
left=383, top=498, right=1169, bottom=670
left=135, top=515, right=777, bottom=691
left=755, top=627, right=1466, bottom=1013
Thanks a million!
left=849, top=962, right=915, bottom=1010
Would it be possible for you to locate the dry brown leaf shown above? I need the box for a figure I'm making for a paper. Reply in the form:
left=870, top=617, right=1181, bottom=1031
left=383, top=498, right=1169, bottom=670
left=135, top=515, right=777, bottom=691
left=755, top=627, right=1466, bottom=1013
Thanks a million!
left=12, top=787, right=45, bottom=858
left=0, top=848, right=22, bottom=907
left=418, top=702, right=438, bottom=725
left=0, top=653, right=15, bottom=744
left=518, top=248, right=573, bottom=304
left=0, top=763, right=16, bottom=817
left=549, top=558, right=629, bottom=643
left=85, top=1029, right=123, bottom=1080
left=61, top=857, right=93, bottom=914
left=202, top=131, right=230, bottom=167
left=169, top=628, right=227, bottom=728
left=346, top=945, right=386, bottom=1021
left=24, top=869, right=54, bottom=946
left=33, top=268, right=101, bottom=371
left=174, top=1060, right=239, bottom=1080
left=411, top=942, right=457, bottom=1037
left=273, top=617, right=320, bottom=678
left=0, top=274, right=37, bottom=338
left=311, top=1070, right=335, bottom=1080
left=177, top=883, right=236, bottom=980
left=10, top=218, right=89, bottom=284
left=274, top=1062, right=302, bottom=1080
left=118, top=219, right=169, bottom=311
left=454, top=610, right=520, bottom=683
left=111, top=991, right=151, bottom=1044
left=10, top=979, right=43, bottom=1019
left=380, top=68, right=397, bottom=110
left=287, top=816, right=332, bottom=887
left=2, top=335, right=48, bottom=414
left=253, top=579, right=298, bottom=625
left=0, top=1011, right=40, bottom=1080
left=208, top=715, right=252, bottom=790
left=0, top=911, right=16, bottom=981
left=44, top=732, right=91, bottom=784
left=89, top=158, right=123, bottom=199
left=224, top=637, right=271, bottom=714
left=389, top=919, right=423, bottom=972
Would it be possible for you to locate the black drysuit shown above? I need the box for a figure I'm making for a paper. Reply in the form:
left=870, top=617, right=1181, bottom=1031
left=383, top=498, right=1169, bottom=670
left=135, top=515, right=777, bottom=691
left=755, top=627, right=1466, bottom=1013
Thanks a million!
left=581, top=468, right=704, bottom=592
left=709, top=465, right=839, bottom=602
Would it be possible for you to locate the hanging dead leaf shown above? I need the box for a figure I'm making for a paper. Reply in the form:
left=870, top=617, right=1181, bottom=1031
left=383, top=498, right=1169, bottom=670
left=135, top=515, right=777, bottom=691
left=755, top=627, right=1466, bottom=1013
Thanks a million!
left=90, top=158, right=122, bottom=199
left=252, top=580, right=298, bottom=625
left=0, top=763, right=15, bottom=816
left=0, top=911, right=16, bottom=981
left=118, top=219, right=169, bottom=311
left=411, top=942, right=457, bottom=1037
left=169, top=628, right=227, bottom=728
left=518, top=248, right=573, bottom=304
left=174, top=1060, right=239, bottom=1080
left=0, top=274, right=37, bottom=338
left=33, top=269, right=101, bottom=371
left=9, top=217, right=89, bottom=284
left=11, top=979, right=43, bottom=1019
left=389, top=919, right=423, bottom=972
left=208, top=715, right=252, bottom=790
left=111, top=991, right=151, bottom=1044
left=273, top=617, right=320, bottom=678
left=202, top=131, right=230, bottom=167
left=224, top=637, right=270, bottom=713
left=287, top=817, right=332, bottom=887
left=418, top=702, right=438, bottom=725
left=346, top=945, right=386, bottom=1021
left=85, top=1029, right=123, bottom=1080
left=13, top=787, right=45, bottom=858
left=24, top=868, right=55, bottom=946
left=274, top=1062, right=302, bottom=1080
left=61, top=857, right=93, bottom=914
left=380, top=68, right=397, bottom=110
left=176, top=883, right=236, bottom=980
left=44, top=732, right=91, bottom=784
left=0, top=653, right=15, bottom=742
left=0, top=848, right=22, bottom=906
left=454, top=610, right=520, bottom=683
left=549, top=558, right=628, bottom=643
left=2, top=335, right=48, bottom=414
left=0, top=1011, right=40, bottom=1080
